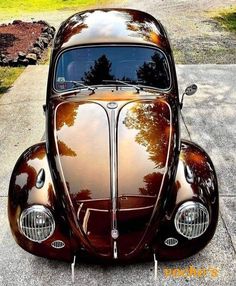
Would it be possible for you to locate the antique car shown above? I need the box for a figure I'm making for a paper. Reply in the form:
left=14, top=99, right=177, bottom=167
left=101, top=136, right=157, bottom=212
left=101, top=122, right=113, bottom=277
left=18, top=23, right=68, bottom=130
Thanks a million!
left=8, top=8, right=218, bottom=271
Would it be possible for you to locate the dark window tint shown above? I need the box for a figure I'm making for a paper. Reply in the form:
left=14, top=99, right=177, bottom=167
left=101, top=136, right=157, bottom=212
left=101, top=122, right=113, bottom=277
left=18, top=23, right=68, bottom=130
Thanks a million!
left=55, top=46, right=170, bottom=91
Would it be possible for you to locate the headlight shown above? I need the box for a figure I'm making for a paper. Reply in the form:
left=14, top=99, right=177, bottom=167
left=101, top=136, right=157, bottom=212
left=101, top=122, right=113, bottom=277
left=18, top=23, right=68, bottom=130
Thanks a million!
left=19, top=205, right=55, bottom=242
left=174, top=202, right=209, bottom=239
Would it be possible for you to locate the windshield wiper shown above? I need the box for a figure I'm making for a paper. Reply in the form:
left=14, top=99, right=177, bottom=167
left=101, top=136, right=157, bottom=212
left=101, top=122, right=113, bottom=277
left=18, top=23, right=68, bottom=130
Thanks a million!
left=102, top=79, right=142, bottom=93
left=71, top=81, right=96, bottom=92
left=57, top=79, right=96, bottom=93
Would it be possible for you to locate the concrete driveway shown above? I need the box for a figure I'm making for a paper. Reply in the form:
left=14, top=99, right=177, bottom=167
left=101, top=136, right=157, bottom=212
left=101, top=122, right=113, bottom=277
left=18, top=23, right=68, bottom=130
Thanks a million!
left=0, top=65, right=235, bottom=285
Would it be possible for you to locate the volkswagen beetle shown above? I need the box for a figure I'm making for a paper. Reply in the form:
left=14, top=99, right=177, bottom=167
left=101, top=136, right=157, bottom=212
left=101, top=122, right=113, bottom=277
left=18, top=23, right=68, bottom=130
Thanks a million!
left=8, top=9, right=218, bottom=266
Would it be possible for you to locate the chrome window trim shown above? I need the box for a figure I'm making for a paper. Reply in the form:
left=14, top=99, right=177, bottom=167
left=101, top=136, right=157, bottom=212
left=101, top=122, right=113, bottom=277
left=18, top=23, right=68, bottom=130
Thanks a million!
left=52, top=44, right=172, bottom=94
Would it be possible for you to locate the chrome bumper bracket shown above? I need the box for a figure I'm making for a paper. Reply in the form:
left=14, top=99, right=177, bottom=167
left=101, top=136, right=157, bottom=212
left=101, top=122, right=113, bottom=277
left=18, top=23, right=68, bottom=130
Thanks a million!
left=71, top=256, right=76, bottom=283
left=153, top=253, right=158, bottom=280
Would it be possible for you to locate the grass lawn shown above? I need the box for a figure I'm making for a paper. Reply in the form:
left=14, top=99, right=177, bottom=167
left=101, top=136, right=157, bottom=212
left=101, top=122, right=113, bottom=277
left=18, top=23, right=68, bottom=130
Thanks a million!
left=0, top=0, right=115, bottom=20
left=0, top=67, right=24, bottom=95
left=209, top=6, right=236, bottom=33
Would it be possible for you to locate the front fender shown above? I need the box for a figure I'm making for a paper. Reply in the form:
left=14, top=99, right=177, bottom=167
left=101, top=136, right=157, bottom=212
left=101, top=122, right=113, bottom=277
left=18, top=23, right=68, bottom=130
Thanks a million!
left=8, top=140, right=219, bottom=262
left=8, top=142, right=76, bottom=261
left=152, top=139, right=219, bottom=260
left=172, top=139, right=218, bottom=208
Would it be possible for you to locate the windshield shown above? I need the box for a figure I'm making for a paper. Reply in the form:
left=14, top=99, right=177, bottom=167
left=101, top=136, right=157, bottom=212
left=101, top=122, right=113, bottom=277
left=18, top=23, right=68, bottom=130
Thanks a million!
left=54, top=46, right=171, bottom=92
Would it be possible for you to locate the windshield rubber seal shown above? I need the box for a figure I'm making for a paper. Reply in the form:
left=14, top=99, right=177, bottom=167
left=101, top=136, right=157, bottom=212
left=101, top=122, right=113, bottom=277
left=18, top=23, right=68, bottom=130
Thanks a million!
left=52, top=44, right=172, bottom=95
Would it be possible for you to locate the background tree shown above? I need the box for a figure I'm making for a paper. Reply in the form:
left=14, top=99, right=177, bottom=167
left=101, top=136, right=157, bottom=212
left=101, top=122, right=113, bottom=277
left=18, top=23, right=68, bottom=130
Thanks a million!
left=137, top=52, right=169, bottom=88
left=82, top=54, right=114, bottom=84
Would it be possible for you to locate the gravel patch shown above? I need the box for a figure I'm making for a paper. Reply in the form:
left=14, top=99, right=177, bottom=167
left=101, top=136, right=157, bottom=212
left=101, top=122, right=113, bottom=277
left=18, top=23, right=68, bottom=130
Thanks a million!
left=118, top=0, right=236, bottom=63
left=1, top=1, right=235, bottom=64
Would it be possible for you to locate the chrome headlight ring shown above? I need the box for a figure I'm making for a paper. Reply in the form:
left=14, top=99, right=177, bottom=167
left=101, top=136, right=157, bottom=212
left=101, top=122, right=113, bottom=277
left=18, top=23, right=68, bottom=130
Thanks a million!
left=174, top=201, right=209, bottom=239
left=19, top=205, right=55, bottom=243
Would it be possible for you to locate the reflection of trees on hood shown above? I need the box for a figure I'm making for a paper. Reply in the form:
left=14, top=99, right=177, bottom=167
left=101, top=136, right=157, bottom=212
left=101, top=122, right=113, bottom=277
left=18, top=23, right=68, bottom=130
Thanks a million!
left=55, top=13, right=88, bottom=48
left=70, top=189, right=92, bottom=203
left=30, top=145, right=46, bottom=160
left=76, top=189, right=92, bottom=200
left=124, top=101, right=170, bottom=169
left=61, top=23, right=88, bottom=46
left=124, top=101, right=171, bottom=196
left=16, top=162, right=37, bottom=193
left=124, top=11, right=167, bottom=49
left=58, top=140, right=77, bottom=157
left=139, top=172, right=163, bottom=196
left=56, top=102, right=78, bottom=131
left=82, top=54, right=114, bottom=85
left=137, top=52, right=168, bottom=88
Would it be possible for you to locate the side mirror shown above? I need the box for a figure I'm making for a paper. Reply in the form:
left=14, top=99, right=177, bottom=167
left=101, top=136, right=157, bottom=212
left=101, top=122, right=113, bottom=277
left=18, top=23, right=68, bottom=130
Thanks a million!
left=180, top=84, right=198, bottom=109
left=185, top=84, right=198, bottom=96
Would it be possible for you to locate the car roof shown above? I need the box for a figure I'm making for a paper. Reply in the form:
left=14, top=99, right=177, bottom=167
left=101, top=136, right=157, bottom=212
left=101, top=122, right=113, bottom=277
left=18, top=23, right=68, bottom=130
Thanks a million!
left=53, top=8, right=171, bottom=53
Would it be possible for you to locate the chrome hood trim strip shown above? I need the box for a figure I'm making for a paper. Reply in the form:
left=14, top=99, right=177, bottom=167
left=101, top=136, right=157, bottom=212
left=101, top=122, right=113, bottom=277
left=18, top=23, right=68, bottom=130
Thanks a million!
left=107, top=104, right=119, bottom=258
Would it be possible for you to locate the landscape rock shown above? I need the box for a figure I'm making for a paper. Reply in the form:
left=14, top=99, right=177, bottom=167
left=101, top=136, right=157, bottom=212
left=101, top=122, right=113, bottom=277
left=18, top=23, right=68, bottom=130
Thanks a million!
left=47, top=33, right=53, bottom=40
left=18, top=58, right=29, bottom=66
left=11, top=59, right=18, bottom=67
left=34, top=40, right=44, bottom=50
left=12, top=20, right=22, bottom=25
left=26, top=53, right=37, bottom=65
left=42, top=26, right=49, bottom=33
left=2, top=58, right=9, bottom=66
left=28, top=47, right=42, bottom=58
left=39, top=37, right=49, bottom=47
left=18, top=52, right=26, bottom=59
left=0, top=20, right=55, bottom=66
left=42, top=26, right=55, bottom=36
left=40, top=32, right=50, bottom=39
left=48, top=27, right=55, bottom=36
left=7, top=59, right=13, bottom=66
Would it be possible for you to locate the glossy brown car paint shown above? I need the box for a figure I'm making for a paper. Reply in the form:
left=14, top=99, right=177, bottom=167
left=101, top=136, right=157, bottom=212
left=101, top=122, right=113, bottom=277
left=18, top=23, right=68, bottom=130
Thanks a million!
left=47, top=91, right=179, bottom=260
left=52, top=9, right=170, bottom=52
left=8, top=143, right=75, bottom=261
left=8, top=8, right=218, bottom=262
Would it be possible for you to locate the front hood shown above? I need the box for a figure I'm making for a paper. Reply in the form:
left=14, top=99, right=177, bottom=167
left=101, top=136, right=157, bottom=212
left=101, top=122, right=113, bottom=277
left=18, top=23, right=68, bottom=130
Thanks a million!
left=48, top=91, right=178, bottom=259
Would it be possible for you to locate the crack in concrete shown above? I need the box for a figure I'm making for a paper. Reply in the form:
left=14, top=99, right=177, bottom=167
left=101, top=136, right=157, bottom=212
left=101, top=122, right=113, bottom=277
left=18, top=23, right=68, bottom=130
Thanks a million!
left=219, top=210, right=236, bottom=255
left=219, top=194, right=236, bottom=197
